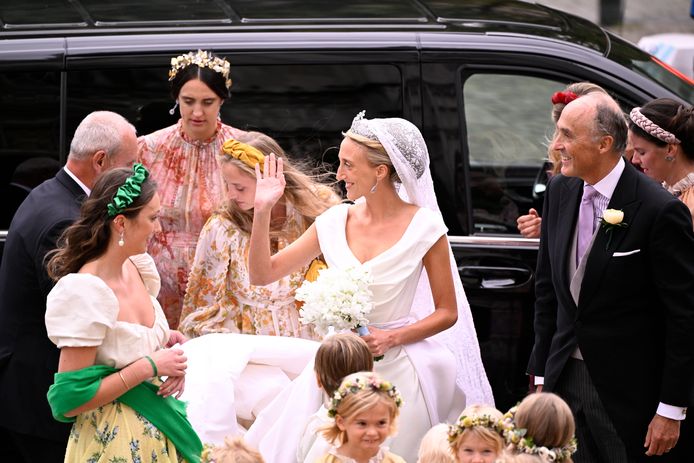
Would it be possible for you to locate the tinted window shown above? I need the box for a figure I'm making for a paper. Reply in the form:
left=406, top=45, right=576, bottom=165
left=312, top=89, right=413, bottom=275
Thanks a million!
left=0, top=70, right=61, bottom=229
left=66, top=63, right=403, bottom=170
left=462, top=73, right=561, bottom=234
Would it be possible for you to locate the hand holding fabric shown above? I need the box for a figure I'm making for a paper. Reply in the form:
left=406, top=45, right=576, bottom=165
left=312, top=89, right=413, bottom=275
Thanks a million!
left=360, top=326, right=396, bottom=357
left=151, top=347, right=187, bottom=378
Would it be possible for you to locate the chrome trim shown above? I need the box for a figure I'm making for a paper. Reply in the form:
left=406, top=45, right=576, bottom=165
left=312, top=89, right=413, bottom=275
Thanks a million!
left=0, top=231, right=7, bottom=240
left=449, top=235, right=539, bottom=250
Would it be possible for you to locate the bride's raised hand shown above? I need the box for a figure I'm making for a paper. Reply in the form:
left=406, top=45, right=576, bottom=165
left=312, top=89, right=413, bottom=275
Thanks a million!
left=254, top=153, right=285, bottom=213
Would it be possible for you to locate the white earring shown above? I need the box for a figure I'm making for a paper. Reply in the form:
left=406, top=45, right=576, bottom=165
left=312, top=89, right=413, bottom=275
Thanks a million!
left=118, top=232, right=125, bottom=247
left=370, top=180, right=378, bottom=194
left=169, top=101, right=179, bottom=116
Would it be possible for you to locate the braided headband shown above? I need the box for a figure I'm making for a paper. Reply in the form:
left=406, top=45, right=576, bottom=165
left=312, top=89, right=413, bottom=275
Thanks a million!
left=551, top=91, right=579, bottom=106
left=328, top=373, right=403, bottom=418
left=221, top=139, right=266, bottom=169
left=169, top=50, right=232, bottom=89
left=107, top=163, right=149, bottom=217
left=630, top=107, right=681, bottom=144
left=502, top=406, right=578, bottom=462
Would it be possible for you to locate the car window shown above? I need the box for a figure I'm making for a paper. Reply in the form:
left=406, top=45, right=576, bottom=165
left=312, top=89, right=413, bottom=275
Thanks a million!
left=0, top=70, right=61, bottom=230
left=462, top=73, right=561, bottom=235
left=65, top=62, right=404, bottom=171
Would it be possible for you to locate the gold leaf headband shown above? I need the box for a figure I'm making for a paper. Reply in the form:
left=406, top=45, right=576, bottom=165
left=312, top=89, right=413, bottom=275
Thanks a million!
left=222, top=139, right=265, bottom=169
left=169, top=50, right=232, bottom=89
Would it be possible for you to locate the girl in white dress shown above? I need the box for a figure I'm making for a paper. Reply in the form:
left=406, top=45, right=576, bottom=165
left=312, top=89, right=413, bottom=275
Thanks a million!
left=246, top=113, right=493, bottom=461
left=45, top=165, right=199, bottom=462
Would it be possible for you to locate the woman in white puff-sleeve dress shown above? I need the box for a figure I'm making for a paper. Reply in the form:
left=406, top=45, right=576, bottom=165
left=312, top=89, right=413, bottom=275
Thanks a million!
left=44, top=165, right=200, bottom=463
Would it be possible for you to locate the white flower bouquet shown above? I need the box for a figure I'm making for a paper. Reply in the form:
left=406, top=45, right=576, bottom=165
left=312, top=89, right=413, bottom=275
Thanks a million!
left=295, top=266, right=374, bottom=337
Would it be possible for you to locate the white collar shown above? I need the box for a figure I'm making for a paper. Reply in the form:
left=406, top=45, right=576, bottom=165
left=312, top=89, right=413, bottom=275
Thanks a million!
left=63, top=165, right=91, bottom=196
left=585, top=157, right=625, bottom=201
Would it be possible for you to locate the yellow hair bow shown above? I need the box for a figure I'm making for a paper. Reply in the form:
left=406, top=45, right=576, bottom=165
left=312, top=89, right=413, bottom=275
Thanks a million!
left=222, top=139, right=265, bottom=168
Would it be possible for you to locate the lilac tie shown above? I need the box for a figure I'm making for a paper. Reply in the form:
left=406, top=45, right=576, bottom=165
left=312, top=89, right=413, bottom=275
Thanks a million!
left=576, top=185, right=599, bottom=265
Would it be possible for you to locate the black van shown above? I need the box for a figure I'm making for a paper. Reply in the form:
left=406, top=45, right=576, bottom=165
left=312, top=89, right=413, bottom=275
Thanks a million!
left=1, top=0, right=691, bottom=410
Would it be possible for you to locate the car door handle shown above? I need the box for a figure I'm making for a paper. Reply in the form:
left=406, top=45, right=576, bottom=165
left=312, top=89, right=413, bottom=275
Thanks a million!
left=458, top=265, right=532, bottom=289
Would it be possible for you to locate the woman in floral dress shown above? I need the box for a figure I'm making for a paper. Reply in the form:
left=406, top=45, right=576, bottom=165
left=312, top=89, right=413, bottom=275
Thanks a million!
left=45, top=165, right=198, bottom=462
left=178, top=131, right=339, bottom=339
left=629, top=98, right=694, bottom=223
left=138, top=50, right=245, bottom=328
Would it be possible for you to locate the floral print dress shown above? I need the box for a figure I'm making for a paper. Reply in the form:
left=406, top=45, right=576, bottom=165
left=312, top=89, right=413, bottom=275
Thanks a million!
left=179, top=211, right=317, bottom=340
left=138, top=120, right=245, bottom=329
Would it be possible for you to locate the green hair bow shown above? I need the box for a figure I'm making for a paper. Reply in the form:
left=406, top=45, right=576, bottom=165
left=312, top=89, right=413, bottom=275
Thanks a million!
left=107, top=163, right=150, bottom=217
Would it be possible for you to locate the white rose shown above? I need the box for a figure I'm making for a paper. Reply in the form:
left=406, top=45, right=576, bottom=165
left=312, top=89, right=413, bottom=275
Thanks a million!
left=602, top=209, right=624, bottom=225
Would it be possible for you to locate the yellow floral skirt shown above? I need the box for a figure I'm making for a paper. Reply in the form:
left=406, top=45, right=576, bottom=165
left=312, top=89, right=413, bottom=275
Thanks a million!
left=65, top=401, right=185, bottom=463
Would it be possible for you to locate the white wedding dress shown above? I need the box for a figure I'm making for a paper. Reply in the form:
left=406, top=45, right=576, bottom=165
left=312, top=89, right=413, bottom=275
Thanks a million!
left=245, top=203, right=466, bottom=462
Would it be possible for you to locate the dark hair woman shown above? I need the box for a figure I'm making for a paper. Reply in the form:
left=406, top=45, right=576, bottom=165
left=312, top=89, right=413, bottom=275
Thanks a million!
left=45, top=165, right=201, bottom=463
left=138, top=49, right=246, bottom=329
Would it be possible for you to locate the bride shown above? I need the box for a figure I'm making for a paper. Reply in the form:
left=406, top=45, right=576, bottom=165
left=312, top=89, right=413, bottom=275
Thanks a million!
left=244, top=112, right=493, bottom=461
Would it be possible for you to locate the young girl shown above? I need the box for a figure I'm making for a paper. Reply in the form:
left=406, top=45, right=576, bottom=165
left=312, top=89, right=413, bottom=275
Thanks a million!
left=504, top=393, right=577, bottom=462
left=202, top=437, right=265, bottom=463
left=299, top=333, right=376, bottom=462
left=318, top=372, right=405, bottom=463
left=448, top=405, right=506, bottom=463
left=417, top=423, right=455, bottom=463
left=179, top=131, right=339, bottom=339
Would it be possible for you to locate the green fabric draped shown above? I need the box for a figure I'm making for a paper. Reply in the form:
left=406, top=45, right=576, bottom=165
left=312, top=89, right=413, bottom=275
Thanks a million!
left=48, top=365, right=201, bottom=463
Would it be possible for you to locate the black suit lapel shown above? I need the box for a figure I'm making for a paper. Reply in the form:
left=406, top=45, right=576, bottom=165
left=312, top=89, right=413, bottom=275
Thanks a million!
left=579, top=163, right=642, bottom=308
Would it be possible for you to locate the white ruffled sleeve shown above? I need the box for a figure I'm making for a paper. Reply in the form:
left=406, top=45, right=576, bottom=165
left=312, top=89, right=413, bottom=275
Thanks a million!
left=129, top=253, right=161, bottom=298
left=45, top=274, right=118, bottom=348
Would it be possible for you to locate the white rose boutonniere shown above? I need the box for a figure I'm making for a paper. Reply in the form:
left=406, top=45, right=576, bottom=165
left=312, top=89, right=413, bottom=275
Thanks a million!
left=600, top=208, right=628, bottom=250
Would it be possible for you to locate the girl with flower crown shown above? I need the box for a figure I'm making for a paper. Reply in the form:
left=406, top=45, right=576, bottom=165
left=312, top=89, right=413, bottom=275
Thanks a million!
left=43, top=165, right=201, bottom=462
left=448, top=404, right=506, bottom=463
left=138, top=49, right=246, bottom=329
left=504, top=393, right=577, bottom=463
left=316, top=371, right=406, bottom=463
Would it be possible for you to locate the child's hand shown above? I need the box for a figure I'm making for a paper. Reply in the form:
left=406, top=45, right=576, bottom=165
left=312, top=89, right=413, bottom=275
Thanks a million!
left=158, top=375, right=185, bottom=398
left=150, top=348, right=187, bottom=378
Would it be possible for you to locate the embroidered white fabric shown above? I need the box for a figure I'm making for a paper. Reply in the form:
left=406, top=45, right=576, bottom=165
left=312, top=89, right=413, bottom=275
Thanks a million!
left=351, top=113, right=494, bottom=405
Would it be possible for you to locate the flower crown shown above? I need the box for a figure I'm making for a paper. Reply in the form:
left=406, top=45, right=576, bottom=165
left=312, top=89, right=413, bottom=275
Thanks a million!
left=169, top=50, right=232, bottom=89
left=629, top=107, right=681, bottom=145
left=328, top=373, right=403, bottom=418
left=447, top=413, right=511, bottom=443
left=502, top=406, right=578, bottom=462
left=107, top=163, right=149, bottom=217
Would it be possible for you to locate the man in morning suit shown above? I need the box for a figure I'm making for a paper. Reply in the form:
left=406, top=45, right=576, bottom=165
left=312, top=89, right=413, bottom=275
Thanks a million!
left=0, top=111, right=138, bottom=462
left=528, top=93, right=694, bottom=462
